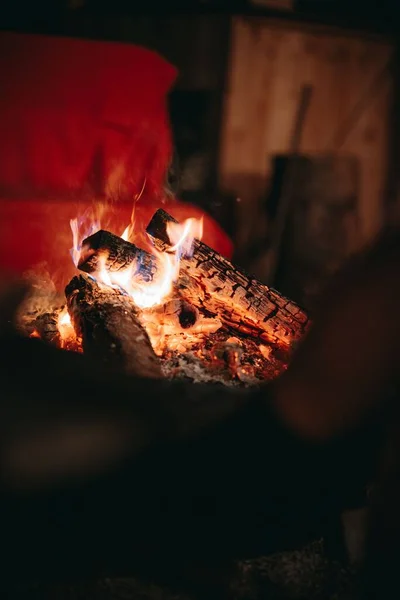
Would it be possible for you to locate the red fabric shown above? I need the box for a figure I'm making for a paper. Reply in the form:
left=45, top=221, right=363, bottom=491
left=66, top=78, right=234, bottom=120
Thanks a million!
left=0, top=32, right=232, bottom=288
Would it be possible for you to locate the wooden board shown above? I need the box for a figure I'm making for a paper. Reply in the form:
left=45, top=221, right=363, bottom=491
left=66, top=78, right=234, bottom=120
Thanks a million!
left=219, top=17, right=393, bottom=259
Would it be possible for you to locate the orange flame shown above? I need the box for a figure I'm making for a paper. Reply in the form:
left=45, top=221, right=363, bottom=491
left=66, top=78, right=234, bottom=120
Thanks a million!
left=167, top=217, right=203, bottom=258
left=70, top=206, right=103, bottom=267
left=121, top=225, right=130, bottom=242
left=120, top=177, right=146, bottom=243
left=91, top=217, right=203, bottom=310
left=69, top=195, right=204, bottom=358
left=57, top=307, right=76, bottom=347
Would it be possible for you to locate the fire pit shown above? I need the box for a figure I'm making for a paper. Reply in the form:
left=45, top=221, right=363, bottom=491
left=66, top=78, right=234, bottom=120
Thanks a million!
left=18, top=208, right=309, bottom=386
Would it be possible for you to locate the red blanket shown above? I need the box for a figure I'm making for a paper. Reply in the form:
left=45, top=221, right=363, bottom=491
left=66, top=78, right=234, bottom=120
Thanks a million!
left=0, top=32, right=232, bottom=287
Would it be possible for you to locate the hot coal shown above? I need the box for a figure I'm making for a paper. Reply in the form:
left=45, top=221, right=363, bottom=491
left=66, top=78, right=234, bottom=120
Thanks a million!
left=178, top=302, right=198, bottom=329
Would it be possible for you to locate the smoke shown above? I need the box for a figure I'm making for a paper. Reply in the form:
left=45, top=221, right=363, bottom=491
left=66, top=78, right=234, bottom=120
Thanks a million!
left=16, top=262, right=64, bottom=333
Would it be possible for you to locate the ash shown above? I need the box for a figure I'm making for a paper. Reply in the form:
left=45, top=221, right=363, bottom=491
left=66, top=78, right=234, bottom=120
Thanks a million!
left=159, top=330, right=287, bottom=386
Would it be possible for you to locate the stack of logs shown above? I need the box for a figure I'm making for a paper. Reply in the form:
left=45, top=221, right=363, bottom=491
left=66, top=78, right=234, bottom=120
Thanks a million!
left=34, top=209, right=311, bottom=385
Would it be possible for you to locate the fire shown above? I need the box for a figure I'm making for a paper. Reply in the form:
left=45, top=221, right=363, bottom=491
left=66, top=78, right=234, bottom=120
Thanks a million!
left=138, top=298, right=222, bottom=356
left=68, top=198, right=205, bottom=355
left=130, top=217, right=203, bottom=308
left=70, top=206, right=103, bottom=267
left=57, top=307, right=77, bottom=348
left=167, top=217, right=203, bottom=258
left=120, top=177, right=146, bottom=243
left=88, top=217, right=203, bottom=311
left=129, top=248, right=178, bottom=309
left=121, top=225, right=130, bottom=241
left=58, top=307, right=72, bottom=329
left=70, top=180, right=147, bottom=264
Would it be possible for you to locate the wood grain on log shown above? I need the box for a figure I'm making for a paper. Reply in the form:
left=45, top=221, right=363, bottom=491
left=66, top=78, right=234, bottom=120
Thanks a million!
left=65, top=274, right=162, bottom=379
left=147, top=209, right=310, bottom=349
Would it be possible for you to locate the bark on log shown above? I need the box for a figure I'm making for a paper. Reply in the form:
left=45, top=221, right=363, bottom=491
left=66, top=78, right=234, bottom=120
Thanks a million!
left=65, top=274, right=162, bottom=379
left=147, top=209, right=310, bottom=349
left=78, top=229, right=156, bottom=283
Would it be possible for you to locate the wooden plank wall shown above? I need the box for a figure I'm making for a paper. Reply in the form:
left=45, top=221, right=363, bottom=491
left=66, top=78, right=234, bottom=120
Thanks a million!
left=219, top=17, right=394, bottom=255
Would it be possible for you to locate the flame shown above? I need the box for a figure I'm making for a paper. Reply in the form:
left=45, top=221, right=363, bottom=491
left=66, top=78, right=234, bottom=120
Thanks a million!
left=69, top=196, right=205, bottom=355
left=167, top=217, right=203, bottom=258
left=57, top=307, right=77, bottom=347
left=130, top=249, right=177, bottom=308
left=121, top=225, right=130, bottom=242
left=93, top=217, right=204, bottom=311
left=70, top=206, right=103, bottom=267
left=94, top=247, right=178, bottom=310
left=58, top=307, right=71, bottom=328
left=128, top=217, right=203, bottom=308
left=120, top=178, right=146, bottom=243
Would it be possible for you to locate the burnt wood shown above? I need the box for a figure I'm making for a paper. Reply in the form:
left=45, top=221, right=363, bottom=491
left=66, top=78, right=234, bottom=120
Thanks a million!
left=77, top=218, right=309, bottom=350
left=65, top=274, right=162, bottom=379
left=78, top=229, right=156, bottom=283
left=147, top=209, right=310, bottom=350
left=34, top=310, right=62, bottom=347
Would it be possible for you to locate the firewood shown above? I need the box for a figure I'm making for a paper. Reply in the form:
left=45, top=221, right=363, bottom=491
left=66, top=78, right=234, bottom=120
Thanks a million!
left=78, top=229, right=156, bottom=284
left=147, top=209, right=310, bottom=349
left=65, top=274, right=162, bottom=379
left=34, top=310, right=62, bottom=347
left=78, top=224, right=309, bottom=350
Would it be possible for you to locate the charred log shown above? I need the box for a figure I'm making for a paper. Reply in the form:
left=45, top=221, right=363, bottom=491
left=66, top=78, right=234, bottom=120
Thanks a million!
left=78, top=225, right=309, bottom=350
left=34, top=310, right=62, bottom=347
left=78, top=229, right=156, bottom=283
left=65, top=274, right=162, bottom=379
left=147, top=209, right=310, bottom=349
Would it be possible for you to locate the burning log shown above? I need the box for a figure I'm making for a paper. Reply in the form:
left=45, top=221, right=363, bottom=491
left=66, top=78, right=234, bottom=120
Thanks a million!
left=65, top=274, right=162, bottom=379
left=140, top=294, right=223, bottom=355
left=78, top=218, right=309, bottom=351
left=147, top=209, right=310, bottom=349
left=78, top=229, right=156, bottom=283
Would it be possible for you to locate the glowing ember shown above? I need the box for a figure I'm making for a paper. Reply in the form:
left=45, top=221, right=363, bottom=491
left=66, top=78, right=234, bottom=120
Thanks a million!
left=140, top=299, right=222, bottom=356
left=259, top=344, right=272, bottom=360
left=58, top=307, right=71, bottom=328
left=19, top=195, right=285, bottom=384
left=57, top=307, right=77, bottom=348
